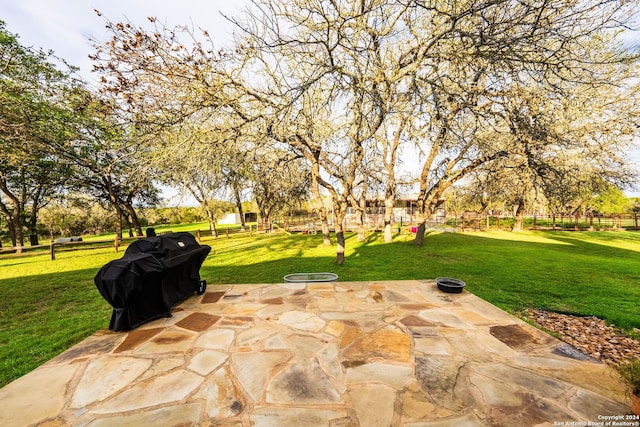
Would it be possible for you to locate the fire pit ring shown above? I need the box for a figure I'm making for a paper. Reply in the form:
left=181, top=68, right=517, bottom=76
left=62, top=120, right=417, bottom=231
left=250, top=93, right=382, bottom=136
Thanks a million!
left=436, top=277, right=466, bottom=293
left=284, top=272, right=338, bottom=283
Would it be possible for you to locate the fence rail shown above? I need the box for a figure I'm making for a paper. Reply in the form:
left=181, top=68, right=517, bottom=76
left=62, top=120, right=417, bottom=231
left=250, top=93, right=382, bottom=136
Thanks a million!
left=271, top=212, right=640, bottom=232
left=445, top=212, right=640, bottom=232
left=0, top=226, right=259, bottom=260
left=2, top=212, right=638, bottom=260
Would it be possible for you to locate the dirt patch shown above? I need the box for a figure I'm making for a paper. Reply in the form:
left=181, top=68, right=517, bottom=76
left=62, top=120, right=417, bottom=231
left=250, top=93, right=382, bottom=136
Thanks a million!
left=490, top=324, right=539, bottom=349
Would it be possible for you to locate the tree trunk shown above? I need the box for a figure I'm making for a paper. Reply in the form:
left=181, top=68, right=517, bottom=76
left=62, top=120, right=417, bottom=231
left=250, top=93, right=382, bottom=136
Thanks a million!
left=512, top=198, right=526, bottom=232
left=1, top=207, right=16, bottom=247
left=27, top=193, right=41, bottom=246
left=414, top=184, right=448, bottom=246
left=233, top=187, right=246, bottom=231
left=413, top=221, right=426, bottom=246
left=7, top=217, right=17, bottom=247
left=336, top=229, right=346, bottom=265
left=355, top=206, right=366, bottom=242
left=0, top=199, right=7, bottom=247
left=26, top=185, right=45, bottom=246
left=123, top=202, right=143, bottom=237
left=114, top=206, right=124, bottom=239
left=383, top=223, right=392, bottom=242
left=320, top=212, right=331, bottom=245
left=11, top=214, right=23, bottom=253
left=105, top=180, right=124, bottom=239
left=0, top=182, right=24, bottom=251
left=383, top=197, right=395, bottom=243
left=7, top=197, right=24, bottom=253
left=413, top=197, right=430, bottom=246
left=310, top=162, right=331, bottom=245
left=205, top=209, right=218, bottom=237
left=382, top=117, right=403, bottom=243
left=356, top=216, right=365, bottom=241
left=28, top=225, right=39, bottom=246
left=127, top=220, right=134, bottom=238
left=131, top=213, right=143, bottom=237
left=260, top=206, right=271, bottom=232
left=334, top=209, right=347, bottom=265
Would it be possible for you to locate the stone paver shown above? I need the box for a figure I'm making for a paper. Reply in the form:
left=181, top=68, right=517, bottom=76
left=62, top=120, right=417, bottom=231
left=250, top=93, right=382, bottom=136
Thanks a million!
left=0, top=280, right=633, bottom=426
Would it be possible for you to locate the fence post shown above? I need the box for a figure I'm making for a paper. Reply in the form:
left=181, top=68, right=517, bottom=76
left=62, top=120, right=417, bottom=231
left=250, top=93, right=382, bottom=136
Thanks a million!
left=226, top=228, right=229, bottom=239
left=114, top=236, right=119, bottom=253
left=196, top=229, right=201, bottom=242
left=50, top=242, right=56, bottom=261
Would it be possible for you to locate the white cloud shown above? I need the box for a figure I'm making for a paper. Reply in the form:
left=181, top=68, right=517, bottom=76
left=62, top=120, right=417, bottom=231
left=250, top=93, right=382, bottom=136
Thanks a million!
left=1, top=0, right=247, bottom=82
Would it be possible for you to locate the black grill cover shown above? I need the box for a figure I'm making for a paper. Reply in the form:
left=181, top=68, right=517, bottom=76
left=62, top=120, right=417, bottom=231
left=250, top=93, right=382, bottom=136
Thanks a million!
left=95, top=232, right=211, bottom=331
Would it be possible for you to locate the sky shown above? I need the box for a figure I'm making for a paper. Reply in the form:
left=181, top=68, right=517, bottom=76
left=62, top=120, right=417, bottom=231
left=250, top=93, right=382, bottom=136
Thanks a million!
left=1, top=1, right=639, bottom=199
left=0, top=0, right=248, bottom=85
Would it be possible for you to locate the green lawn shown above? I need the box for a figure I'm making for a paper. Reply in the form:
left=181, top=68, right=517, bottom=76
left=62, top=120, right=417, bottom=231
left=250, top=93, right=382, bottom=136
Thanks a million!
left=1, top=229, right=639, bottom=387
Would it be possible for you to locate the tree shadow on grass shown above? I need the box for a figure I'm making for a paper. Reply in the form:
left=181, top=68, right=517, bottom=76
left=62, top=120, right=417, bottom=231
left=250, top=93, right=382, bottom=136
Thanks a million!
left=200, top=228, right=640, bottom=330
left=2, top=230, right=638, bottom=387
left=342, top=231, right=640, bottom=330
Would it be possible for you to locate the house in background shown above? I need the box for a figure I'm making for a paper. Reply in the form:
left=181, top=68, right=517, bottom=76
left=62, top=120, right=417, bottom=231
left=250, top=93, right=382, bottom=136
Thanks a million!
left=218, top=212, right=258, bottom=225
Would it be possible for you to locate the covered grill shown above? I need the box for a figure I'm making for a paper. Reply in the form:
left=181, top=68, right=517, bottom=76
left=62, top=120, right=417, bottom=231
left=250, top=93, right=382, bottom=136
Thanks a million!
left=94, top=232, right=211, bottom=331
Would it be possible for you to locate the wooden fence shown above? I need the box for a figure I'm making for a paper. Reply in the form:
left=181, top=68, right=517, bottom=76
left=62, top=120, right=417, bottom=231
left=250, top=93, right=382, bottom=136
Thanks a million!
left=446, top=212, right=640, bottom=232
left=2, top=212, right=638, bottom=260
left=0, top=226, right=257, bottom=260
left=272, top=211, right=640, bottom=233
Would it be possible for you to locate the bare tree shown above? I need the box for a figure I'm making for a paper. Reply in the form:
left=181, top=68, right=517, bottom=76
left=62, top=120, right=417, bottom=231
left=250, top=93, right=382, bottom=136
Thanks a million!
left=90, top=0, right=640, bottom=260
left=251, top=148, right=311, bottom=228
left=91, top=15, right=260, bottom=233
left=398, top=0, right=640, bottom=244
left=234, top=0, right=415, bottom=262
left=467, top=59, right=640, bottom=231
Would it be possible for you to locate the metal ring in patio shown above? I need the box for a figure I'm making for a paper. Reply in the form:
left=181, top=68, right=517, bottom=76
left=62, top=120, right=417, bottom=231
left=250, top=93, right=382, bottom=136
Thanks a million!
left=283, top=272, right=338, bottom=283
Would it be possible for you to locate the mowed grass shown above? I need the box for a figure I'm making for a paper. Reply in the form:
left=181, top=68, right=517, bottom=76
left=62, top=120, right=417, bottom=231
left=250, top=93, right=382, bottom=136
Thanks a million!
left=1, top=229, right=639, bottom=387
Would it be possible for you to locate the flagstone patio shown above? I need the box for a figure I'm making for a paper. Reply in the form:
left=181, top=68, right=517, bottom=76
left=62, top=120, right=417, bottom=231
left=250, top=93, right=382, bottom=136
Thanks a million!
left=0, top=280, right=633, bottom=426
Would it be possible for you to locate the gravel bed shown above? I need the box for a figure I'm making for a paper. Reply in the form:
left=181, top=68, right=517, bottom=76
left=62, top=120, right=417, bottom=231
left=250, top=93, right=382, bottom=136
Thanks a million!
left=523, top=309, right=640, bottom=365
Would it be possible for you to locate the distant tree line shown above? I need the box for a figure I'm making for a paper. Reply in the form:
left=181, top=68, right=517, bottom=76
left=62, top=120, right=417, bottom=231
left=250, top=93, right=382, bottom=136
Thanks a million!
left=34, top=200, right=237, bottom=241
